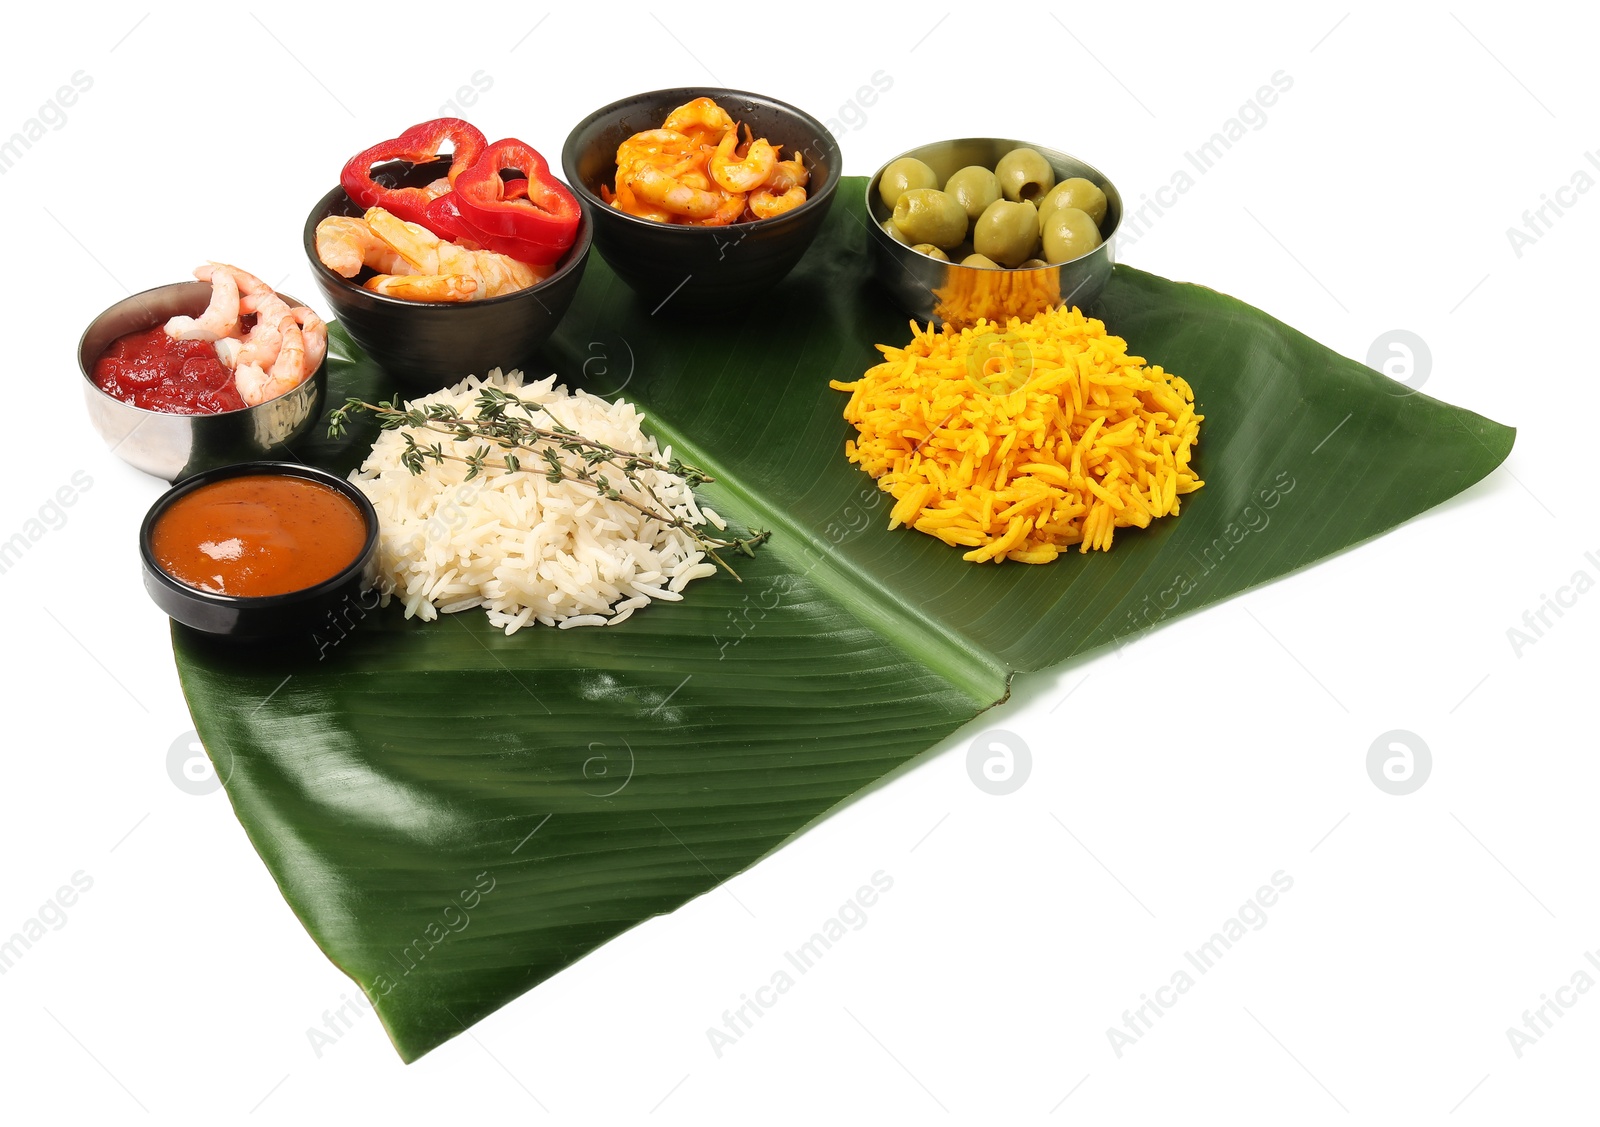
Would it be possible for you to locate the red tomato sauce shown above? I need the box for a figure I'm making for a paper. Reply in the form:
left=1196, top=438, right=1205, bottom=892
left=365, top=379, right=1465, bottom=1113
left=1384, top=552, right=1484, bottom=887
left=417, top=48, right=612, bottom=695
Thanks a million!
left=93, top=326, right=245, bottom=414
left=151, top=475, right=368, bottom=597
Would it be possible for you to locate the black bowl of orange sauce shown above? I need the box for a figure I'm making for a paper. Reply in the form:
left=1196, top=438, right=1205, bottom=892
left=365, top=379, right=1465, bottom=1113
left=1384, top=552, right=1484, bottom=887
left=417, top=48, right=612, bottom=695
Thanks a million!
left=140, top=462, right=379, bottom=640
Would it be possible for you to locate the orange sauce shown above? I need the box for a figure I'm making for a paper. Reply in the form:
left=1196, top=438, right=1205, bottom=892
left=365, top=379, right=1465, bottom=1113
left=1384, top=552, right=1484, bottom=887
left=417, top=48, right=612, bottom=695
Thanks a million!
left=152, top=475, right=367, bottom=597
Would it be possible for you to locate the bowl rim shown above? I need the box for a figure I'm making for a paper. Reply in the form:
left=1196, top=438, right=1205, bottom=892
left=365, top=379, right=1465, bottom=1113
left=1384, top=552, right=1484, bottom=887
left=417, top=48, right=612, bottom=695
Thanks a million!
left=301, top=164, right=594, bottom=311
left=865, top=137, right=1123, bottom=269
left=78, top=279, right=327, bottom=418
left=139, top=460, right=379, bottom=611
left=560, top=85, right=843, bottom=236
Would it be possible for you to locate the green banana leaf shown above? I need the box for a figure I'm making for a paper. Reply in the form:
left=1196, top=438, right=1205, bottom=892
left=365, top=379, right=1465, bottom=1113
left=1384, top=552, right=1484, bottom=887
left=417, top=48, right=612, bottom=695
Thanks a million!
left=172, top=178, right=1513, bottom=1062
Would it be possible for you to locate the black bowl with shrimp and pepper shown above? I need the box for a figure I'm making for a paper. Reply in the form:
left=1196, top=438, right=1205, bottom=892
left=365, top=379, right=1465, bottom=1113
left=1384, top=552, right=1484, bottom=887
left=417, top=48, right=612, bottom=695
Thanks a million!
left=561, top=88, right=842, bottom=316
left=303, top=117, right=592, bottom=389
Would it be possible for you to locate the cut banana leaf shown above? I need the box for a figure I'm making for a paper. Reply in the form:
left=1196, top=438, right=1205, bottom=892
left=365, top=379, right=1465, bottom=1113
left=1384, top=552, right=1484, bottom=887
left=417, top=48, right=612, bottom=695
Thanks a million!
left=172, top=178, right=1513, bottom=1062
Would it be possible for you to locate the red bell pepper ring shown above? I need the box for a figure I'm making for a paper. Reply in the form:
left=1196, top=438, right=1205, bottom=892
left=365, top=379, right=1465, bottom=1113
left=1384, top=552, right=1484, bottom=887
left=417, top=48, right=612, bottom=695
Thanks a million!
left=340, top=118, right=488, bottom=228
left=448, top=140, right=581, bottom=267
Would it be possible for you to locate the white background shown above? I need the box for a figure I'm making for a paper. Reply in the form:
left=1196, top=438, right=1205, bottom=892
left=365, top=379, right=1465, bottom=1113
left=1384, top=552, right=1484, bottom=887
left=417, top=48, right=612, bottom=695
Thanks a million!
left=2, top=2, right=1594, bottom=1123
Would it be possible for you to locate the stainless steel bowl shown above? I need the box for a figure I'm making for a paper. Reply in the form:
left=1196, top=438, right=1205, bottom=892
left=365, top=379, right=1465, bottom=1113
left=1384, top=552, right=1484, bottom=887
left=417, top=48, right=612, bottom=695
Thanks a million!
left=79, top=281, right=326, bottom=482
left=866, top=138, right=1123, bottom=328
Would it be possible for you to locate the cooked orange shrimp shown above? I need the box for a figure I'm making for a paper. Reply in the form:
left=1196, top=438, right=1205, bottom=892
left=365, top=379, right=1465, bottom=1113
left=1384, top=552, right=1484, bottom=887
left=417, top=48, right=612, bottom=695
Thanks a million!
left=628, top=164, right=725, bottom=220
left=364, top=273, right=479, bottom=301
left=694, top=190, right=748, bottom=226
left=616, top=128, right=695, bottom=172
left=606, top=179, right=676, bottom=222
left=767, top=151, right=809, bottom=192
left=165, top=266, right=239, bottom=342
left=315, top=216, right=410, bottom=278
left=749, top=184, right=807, bottom=219
left=362, top=207, right=539, bottom=297
left=710, top=131, right=777, bottom=193
left=661, top=97, right=733, bottom=142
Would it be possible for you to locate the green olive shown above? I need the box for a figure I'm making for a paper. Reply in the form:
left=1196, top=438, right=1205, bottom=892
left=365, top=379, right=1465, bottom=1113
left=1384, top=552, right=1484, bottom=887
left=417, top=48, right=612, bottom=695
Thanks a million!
left=994, top=147, right=1056, bottom=204
left=891, top=189, right=968, bottom=248
left=1039, top=177, right=1108, bottom=228
left=972, top=199, right=1040, bottom=268
left=878, top=157, right=940, bottom=210
left=1041, top=207, right=1102, bottom=264
left=943, top=165, right=1002, bottom=221
left=961, top=253, right=1001, bottom=269
left=911, top=243, right=950, bottom=262
left=882, top=218, right=910, bottom=245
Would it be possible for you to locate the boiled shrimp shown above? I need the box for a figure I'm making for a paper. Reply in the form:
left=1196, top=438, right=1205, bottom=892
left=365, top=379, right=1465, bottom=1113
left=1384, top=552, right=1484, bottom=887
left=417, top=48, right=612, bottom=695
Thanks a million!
left=767, top=152, right=809, bottom=192
left=234, top=288, right=295, bottom=371
left=234, top=357, right=306, bottom=408
left=362, top=207, right=539, bottom=298
left=315, top=215, right=410, bottom=278
left=604, top=179, right=676, bottom=223
left=628, top=164, right=726, bottom=220
left=197, top=262, right=275, bottom=301
left=234, top=306, right=324, bottom=406
left=292, top=306, right=327, bottom=374
left=749, top=184, right=807, bottom=219
left=616, top=129, right=695, bottom=174
left=661, top=97, right=733, bottom=142
left=165, top=266, right=240, bottom=342
left=364, top=273, right=478, bottom=301
left=694, top=189, right=749, bottom=226
left=710, top=131, right=777, bottom=193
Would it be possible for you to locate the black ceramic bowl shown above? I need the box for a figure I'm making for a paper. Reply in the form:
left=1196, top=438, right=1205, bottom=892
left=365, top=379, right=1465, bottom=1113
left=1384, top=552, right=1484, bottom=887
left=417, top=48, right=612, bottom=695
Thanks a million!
left=140, top=461, right=380, bottom=641
left=561, top=87, right=841, bottom=315
left=302, top=157, right=592, bottom=389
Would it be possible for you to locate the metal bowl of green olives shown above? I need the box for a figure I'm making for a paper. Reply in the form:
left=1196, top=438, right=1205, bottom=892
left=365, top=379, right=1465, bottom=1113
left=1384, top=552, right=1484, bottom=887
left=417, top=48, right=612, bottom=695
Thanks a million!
left=866, top=138, right=1122, bottom=328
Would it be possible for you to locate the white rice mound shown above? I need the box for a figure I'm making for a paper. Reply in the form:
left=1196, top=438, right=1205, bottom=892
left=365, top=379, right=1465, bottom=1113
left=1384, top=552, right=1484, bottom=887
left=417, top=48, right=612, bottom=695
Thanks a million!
left=350, top=369, right=722, bottom=635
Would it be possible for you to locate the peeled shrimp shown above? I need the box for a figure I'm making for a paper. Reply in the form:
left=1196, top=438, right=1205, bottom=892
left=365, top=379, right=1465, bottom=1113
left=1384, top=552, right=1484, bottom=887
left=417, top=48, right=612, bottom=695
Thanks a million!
left=362, top=207, right=538, bottom=298
left=710, top=132, right=777, bottom=193
left=292, top=306, right=327, bottom=374
left=365, top=273, right=478, bottom=301
left=616, top=129, right=695, bottom=175
left=768, top=152, right=809, bottom=192
left=235, top=289, right=294, bottom=371
left=234, top=359, right=309, bottom=408
left=661, top=97, right=733, bottom=142
left=628, top=165, right=726, bottom=220
left=197, top=262, right=275, bottom=301
left=694, top=190, right=748, bottom=226
left=166, top=261, right=323, bottom=405
left=165, top=266, right=239, bottom=342
left=749, top=184, right=806, bottom=219
left=235, top=306, right=324, bottom=406
left=316, top=216, right=409, bottom=278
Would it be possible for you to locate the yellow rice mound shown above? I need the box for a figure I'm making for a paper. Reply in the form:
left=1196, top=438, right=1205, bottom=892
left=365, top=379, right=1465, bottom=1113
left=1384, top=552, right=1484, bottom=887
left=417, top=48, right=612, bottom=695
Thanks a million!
left=830, top=305, right=1204, bottom=564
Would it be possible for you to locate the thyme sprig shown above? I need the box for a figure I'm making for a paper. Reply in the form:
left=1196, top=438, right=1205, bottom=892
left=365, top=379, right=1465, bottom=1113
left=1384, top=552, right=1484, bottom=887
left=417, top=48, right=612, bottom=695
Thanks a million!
left=329, top=389, right=769, bottom=578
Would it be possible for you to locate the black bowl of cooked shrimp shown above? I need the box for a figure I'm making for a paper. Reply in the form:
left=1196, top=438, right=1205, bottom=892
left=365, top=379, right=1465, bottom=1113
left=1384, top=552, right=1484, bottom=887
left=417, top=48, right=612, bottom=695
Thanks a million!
left=562, top=88, right=841, bottom=316
left=302, top=156, right=592, bottom=390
